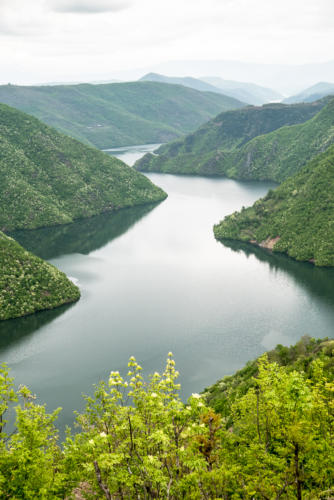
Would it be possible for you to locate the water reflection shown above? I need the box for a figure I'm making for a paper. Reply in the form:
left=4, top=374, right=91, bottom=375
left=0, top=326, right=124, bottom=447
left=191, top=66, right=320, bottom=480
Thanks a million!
left=222, top=240, right=334, bottom=308
left=103, top=143, right=160, bottom=166
left=10, top=203, right=160, bottom=260
left=0, top=303, right=74, bottom=354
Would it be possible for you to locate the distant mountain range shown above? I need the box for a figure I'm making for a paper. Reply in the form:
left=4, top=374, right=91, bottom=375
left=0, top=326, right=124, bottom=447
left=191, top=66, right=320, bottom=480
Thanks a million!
left=200, top=77, right=282, bottom=105
left=114, top=59, right=334, bottom=95
left=24, top=59, right=334, bottom=96
left=0, top=81, right=243, bottom=149
left=139, top=73, right=225, bottom=94
left=140, top=73, right=281, bottom=105
left=135, top=98, right=332, bottom=182
left=283, top=82, right=334, bottom=104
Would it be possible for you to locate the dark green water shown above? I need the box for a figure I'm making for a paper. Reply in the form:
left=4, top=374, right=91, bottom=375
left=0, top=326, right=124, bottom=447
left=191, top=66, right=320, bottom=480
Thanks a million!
left=2, top=144, right=334, bottom=432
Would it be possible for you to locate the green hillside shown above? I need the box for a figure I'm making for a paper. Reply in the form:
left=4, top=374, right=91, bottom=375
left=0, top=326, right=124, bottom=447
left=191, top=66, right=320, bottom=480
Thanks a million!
left=229, top=97, right=334, bottom=182
left=0, top=232, right=79, bottom=320
left=0, top=103, right=166, bottom=231
left=214, top=145, right=334, bottom=266
left=135, top=98, right=329, bottom=180
left=0, top=81, right=243, bottom=149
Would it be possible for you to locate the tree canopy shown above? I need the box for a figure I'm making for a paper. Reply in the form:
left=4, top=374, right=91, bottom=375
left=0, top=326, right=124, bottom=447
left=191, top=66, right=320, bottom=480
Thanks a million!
left=0, top=339, right=333, bottom=498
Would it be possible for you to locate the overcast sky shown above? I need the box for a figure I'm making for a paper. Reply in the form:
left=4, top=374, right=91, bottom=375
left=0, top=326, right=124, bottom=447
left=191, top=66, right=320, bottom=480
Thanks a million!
left=0, top=0, right=333, bottom=85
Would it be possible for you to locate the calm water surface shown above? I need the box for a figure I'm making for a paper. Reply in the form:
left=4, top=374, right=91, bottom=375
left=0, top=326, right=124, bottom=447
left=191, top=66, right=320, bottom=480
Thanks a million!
left=2, top=144, right=334, bottom=431
left=103, top=143, right=161, bottom=166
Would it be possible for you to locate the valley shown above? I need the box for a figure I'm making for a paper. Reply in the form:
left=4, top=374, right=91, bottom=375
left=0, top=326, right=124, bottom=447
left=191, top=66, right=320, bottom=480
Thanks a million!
left=2, top=145, right=334, bottom=435
left=1, top=2, right=334, bottom=496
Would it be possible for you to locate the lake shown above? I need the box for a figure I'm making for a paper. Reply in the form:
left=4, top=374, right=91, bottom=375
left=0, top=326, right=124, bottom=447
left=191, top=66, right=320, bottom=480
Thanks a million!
left=2, top=144, right=334, bottom=432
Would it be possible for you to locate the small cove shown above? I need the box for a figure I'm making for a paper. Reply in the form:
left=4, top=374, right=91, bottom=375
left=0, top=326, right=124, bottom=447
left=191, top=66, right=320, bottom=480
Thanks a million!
left=2, top=143, right=334, bottom=432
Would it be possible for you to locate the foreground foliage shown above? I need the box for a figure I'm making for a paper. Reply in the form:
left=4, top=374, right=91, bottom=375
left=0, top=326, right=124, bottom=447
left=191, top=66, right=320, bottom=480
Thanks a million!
left=0, top=232, right=79, bottom=320
left=204, top=335, right=334, bottom=417
left=135, top=98, right=333, bottom=181
left=0, top=103, right=166, bottom=231
left=0, top=338, right=333, bottom=498
left=214, top=145, right=334, bottom=266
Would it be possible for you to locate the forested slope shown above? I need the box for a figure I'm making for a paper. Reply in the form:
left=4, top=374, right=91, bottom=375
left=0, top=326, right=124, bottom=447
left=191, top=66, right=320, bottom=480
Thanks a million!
left=214, top=145, right=334, bottom=266
left=135, top=98, right=333, bottom=182
left=0, top=232, right=79, bottom=320
left=0, top=103, right=166, bottom=231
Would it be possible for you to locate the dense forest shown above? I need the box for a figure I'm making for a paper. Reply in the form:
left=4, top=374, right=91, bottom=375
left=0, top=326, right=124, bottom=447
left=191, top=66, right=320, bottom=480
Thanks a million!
left=214, top=145, right=334, bottom=266
left=0, top=103, right=166, bottom=231
left=0, top=103, right=166, bottom=319
left=135, top=97, right=334, bottom=181
left=0, top=232, right=79, bottom=320
left=0, top=337, right=333, bottom=498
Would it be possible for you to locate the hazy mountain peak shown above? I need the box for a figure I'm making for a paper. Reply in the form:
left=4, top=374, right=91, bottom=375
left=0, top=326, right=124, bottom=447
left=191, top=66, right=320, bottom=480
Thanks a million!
left=283, top=81, right=334, bottom=104
left=140, top=72, right=285, bottom=105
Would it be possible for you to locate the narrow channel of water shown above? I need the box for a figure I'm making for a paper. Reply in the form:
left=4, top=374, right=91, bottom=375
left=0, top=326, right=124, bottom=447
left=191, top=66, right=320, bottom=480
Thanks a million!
left=2, top=144, right=334, bottom=432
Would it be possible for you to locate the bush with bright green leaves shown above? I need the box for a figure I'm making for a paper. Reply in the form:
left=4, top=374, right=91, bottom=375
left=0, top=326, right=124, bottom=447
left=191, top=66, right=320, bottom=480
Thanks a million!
left=0, top=364, right=65, bottom=499
left=0, top=338, right=333, bottom=499
left=204, top=335, right=334, bottom=419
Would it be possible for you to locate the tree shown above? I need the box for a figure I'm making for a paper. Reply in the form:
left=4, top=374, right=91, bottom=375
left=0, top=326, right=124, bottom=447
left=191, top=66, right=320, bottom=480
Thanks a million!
left=229, top=356, right=334, bottom=498
left=64, top=354, right=240, bottom=499
left=0, top=364, right=65, bottom=499
left=0, top=345, right=333, bottom=499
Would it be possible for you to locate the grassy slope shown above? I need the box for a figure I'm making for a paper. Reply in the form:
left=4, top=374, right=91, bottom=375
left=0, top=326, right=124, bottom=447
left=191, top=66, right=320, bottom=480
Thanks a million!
left=0, top=82, right=244, bottom=148
left=214, top=145, right=334, bottom=266
left=135, top=98, right=332, bottom=181
left=204, top=336, right=334, bottom=417
left=0, top=232, right=80, bottom=320
left=0, top=103, right=167, bottom=231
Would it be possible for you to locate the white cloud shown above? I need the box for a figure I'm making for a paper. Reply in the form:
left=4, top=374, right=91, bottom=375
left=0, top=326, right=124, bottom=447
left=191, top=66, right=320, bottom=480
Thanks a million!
left=0, top=0, right=333, bottom=85
left=48, top=0, right=131, bottom=14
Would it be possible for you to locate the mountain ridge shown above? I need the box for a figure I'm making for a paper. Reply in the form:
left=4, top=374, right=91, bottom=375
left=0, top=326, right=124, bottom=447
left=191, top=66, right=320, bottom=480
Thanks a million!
left=135, top=98, right=331, bottom=182
left=0, top=81, right=244, bottom=149
left=139, top=72, right=283, bottom=105
left=283, top=81, right=334, bottom=104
